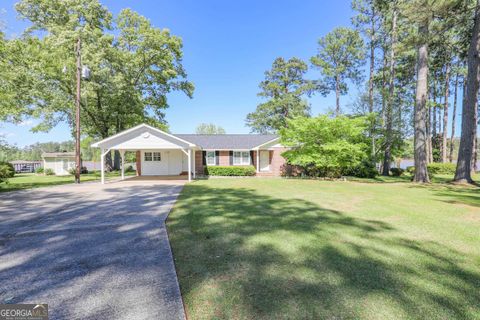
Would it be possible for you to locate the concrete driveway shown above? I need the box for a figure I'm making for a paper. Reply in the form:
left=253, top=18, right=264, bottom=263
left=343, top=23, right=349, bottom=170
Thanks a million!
left=0, top=179, right=187, bottom=320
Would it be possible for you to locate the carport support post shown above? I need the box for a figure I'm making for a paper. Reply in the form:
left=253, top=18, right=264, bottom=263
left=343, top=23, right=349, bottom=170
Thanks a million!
left=193, top=150, right=196, bottom=178
left=121, top=150, right=125, bottom=180
left=100, top=148, right=105, bottom=184
left=256, top=150, right=260, bottom=173
left=187, top=148, right=192, bottom=182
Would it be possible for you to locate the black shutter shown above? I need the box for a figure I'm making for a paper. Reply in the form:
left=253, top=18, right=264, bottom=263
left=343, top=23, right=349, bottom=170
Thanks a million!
left=250, top=151, right=254, bottom=165
left=202, top=151, right=206, bottom=165
left=229, top=151, right=233, bottom=165
left=215, top=151, right=220, bottom=165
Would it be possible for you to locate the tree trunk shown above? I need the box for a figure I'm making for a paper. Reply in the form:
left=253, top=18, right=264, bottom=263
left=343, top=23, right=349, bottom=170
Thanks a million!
left=472, top=101, right=478, bottom=172
left=368, top=7, right=375, bottom=114
left=369, top=6, right=376, bottom=159
left=432, top=75, right=437, bottom=138
left=454, top=7, right=480, bottom=183
left=475, top=137, right=478, bottom=172
left=438, top=97, right=442, bottom=134
left=442, top=62, right=450, bottom=163
left=99, top=130, right=113, bottom=172
left=413, top=24, right=430, bottom=183
left=112, top=119, right=123, bottom=170
left=381, top=46, right=387, bottom=126
left=335, top=75, right=340, bottom=116
left=426, top=100, right=432, bottom=164
left=382, top=5, right=397, bottom=176
left=105, top=151, right=113, bottom=172
left=113, top=150, right=121, bottom=170
left=449, top=69, right=460, bottom=162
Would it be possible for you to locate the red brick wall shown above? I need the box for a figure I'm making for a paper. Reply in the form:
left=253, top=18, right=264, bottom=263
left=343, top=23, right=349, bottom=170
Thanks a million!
left=195, top=151, right=203, bottom=174
left=270, top=147, right=288, bottom=176
left=219, top=151, right=230, bottom=166
left=252, top=151, right=257, bottom=169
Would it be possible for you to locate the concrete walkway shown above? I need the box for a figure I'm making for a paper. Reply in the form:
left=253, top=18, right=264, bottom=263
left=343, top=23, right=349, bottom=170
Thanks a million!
left=0, top=180, right=187, bottom=320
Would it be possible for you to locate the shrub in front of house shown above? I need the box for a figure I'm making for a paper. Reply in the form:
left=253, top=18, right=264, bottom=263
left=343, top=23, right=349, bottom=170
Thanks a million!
left=390, top=168, right=405, bottom=176
left=280, top=115, right=374, bottom=179
left=427, top=162, right=456, bottom=175
left=280, top=164, right=305, bottom=177
left=282, top=161, right=377, bottom=179
left=343, top=160, right=378, bottom=178
left=0, top=161, right=15, bottom=178
left=125, top=165, right=135, bottom=172
left=44, top=168, right=55, bottom=175
left=405, top=163, right=454, bottom=177
left=204, top=165, right=256, bottom=176
left=35, top=167, right=44, bottom=174
left=306, top=165, right=343, bottom=178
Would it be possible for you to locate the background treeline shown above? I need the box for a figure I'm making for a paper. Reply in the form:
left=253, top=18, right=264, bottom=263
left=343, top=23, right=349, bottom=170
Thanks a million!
left=0, top=138, right=99, bottom=162
left=2, top=0, right=480, bottom=183
left=245, top=0, right=480, bottom=183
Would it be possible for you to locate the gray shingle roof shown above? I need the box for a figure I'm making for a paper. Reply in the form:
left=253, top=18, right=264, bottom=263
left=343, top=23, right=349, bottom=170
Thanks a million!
left=174, top=134, right=278, bottom=149
left=10, top=160, right=42, bottom=164
left=41, top=152, right=75, bottom=158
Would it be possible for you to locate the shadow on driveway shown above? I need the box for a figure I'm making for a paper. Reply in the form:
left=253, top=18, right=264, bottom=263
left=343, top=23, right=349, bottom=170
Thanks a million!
left=0, top=182, right=186, bottom=320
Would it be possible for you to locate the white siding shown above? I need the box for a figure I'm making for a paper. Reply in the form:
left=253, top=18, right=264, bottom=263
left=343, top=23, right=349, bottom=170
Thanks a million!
left=43, top=157, right=75, bottom=175
left=141, top=150, right=185, bottom=175
left=43, top=158, right=56, bottom=171
left=168, top=150, right=183, bottom=175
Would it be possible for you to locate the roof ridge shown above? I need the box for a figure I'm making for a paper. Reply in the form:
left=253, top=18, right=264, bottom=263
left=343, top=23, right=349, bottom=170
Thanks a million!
left=174, top=133, right=277, bottom=135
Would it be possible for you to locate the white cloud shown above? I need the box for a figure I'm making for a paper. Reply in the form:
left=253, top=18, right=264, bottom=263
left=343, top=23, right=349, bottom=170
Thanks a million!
left=0, top=131, right=15, bottom=138
left=19, top=120, right=34, bottom=127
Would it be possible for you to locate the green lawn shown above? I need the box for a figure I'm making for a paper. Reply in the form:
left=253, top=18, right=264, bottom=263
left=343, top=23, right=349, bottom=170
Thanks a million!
left=0, top=171, right=135, bottom=192
left=167, top=177, right=480, bottom=320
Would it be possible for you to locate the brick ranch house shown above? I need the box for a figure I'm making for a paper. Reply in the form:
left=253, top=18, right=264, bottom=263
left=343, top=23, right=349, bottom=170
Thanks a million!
left=92, top=123, right=288, bottom=183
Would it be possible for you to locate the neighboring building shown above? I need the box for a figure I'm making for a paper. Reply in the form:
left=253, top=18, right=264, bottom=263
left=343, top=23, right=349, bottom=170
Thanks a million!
left=42, top=152, right=76, bottom=175
left=91, top=123, right=288, bottom=183
left=10, top=160, right=42, bottom=173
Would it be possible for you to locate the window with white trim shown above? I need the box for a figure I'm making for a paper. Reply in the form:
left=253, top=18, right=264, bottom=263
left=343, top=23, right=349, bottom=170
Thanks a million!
left=206, top=151, right=216, bottom=165
left=153, top=152, right=161, bottom=161
left=144, top=152, right=152, bottom=161
left=233, top=151, right=250, bottom=165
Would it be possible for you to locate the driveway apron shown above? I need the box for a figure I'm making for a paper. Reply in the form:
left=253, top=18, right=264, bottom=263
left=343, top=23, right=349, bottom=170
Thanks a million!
left=0, top=180, right=186, bottom=320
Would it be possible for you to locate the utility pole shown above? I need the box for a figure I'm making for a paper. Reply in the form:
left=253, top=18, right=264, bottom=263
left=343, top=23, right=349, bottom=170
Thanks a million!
left=75, top=37, right=81, bottom=184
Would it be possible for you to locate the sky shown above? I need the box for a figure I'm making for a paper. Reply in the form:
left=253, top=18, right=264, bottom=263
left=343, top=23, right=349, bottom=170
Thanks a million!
left=0, top=0, right=357, bottom=146
left=0, top=0, right=461, bottom=147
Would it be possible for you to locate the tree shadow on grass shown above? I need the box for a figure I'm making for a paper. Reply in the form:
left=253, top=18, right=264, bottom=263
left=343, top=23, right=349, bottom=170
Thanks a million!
left=408, top=183, right=480, bottom=208
left=167, top=184, right=480, bottom=320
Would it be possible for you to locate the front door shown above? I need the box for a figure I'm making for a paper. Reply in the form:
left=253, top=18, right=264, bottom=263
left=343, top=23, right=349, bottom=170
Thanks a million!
left=260, top=150, right=270, bottom=172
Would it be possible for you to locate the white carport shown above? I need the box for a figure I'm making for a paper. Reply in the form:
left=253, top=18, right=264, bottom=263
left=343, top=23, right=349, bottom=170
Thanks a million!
left=91, top=124, right=197, bottom=184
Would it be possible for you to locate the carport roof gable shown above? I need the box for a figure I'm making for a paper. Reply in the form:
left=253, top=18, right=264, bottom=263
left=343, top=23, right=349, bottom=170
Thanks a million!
left=91, top=124, right=196, bottom=149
